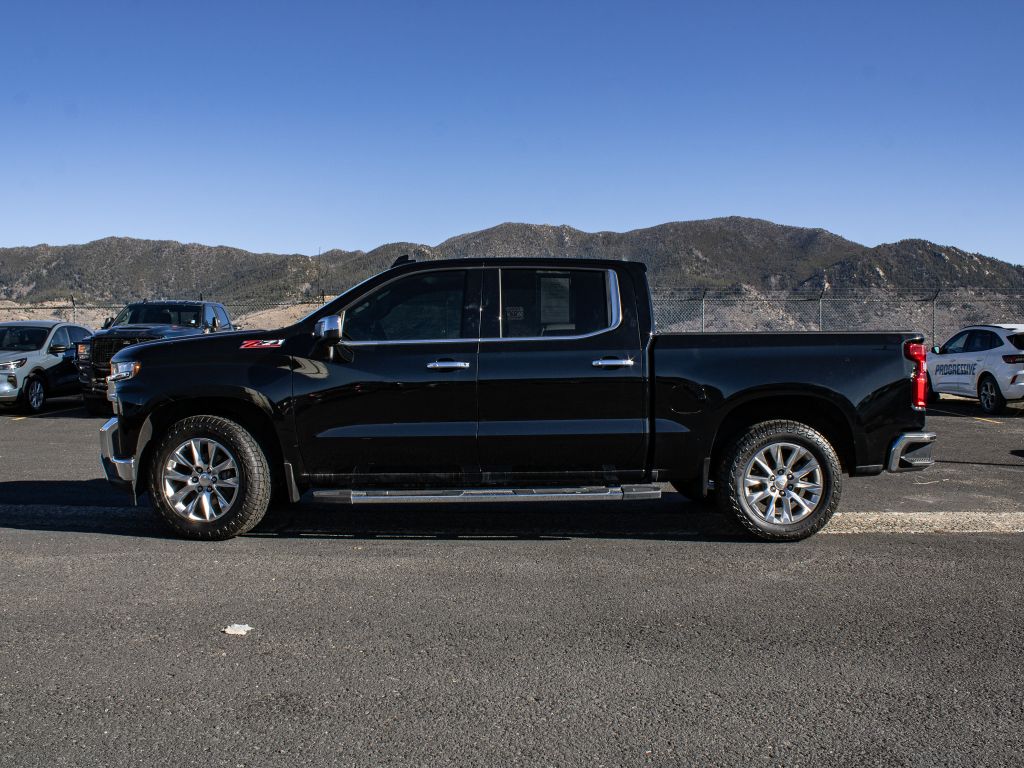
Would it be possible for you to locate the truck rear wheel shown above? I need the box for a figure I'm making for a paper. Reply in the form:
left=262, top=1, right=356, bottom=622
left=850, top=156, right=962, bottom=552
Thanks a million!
left=148, top=415, right=272, bottom=540
left=717, top=420, right=842, bottom=541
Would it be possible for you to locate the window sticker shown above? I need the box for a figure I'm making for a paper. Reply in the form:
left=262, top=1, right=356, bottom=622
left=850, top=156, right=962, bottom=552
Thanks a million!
left=506, top=306, right=525, bottom=321
left=540, top=277, right=571, bottom=324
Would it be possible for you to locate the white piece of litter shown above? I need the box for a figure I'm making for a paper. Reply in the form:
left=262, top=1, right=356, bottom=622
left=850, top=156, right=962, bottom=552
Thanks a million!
left=222, top=624, right=254, bottom=635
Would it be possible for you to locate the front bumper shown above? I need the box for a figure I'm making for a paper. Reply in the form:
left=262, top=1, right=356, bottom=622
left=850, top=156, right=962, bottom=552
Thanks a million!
left=79, top=365, right=109, bottom=397
left=99, top=417, right=135, bottom=487
left=887, top=432, right=937, bottom=472
left=0, top=370, right=26, bottom=402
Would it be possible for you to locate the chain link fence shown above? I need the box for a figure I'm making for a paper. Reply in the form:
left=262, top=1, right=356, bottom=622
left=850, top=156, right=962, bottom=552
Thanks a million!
left=2, top=291, right=1023, bottom=345
left=650, top=291, right=1024, bottom=343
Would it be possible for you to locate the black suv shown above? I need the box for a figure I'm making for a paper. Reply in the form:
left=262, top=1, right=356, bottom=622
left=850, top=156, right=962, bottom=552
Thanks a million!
left=78, top=301, right=234, bottom=414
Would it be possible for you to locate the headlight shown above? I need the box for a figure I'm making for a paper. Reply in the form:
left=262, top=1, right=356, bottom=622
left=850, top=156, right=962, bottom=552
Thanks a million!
left=77, top=342, right=91, bottom=361
left=109, top=360, right=141, bottom=382
left=0, top=358, right=27, bottom=371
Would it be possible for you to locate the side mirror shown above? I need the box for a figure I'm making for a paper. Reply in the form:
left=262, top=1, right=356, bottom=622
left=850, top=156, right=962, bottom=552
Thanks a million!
left=102, top=317, right=113, bottom=329
left=49, top=344, right=69, bottom=356
left=210, top=316, right=219, bottom=331
left=931, top=345, right=941, bottom=355
left=314, top=313, right=349, bottom=361
left=314, top=313, right=343, bottom=343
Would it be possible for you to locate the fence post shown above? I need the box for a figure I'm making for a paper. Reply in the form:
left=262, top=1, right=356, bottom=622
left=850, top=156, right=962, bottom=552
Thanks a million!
left=931, top=290, right=939, bottom=343
left=818, top=290, right=824, bottom=331
left=70, top=295, right=76, bottom=324
left=700, top=290, right=706, bottom=333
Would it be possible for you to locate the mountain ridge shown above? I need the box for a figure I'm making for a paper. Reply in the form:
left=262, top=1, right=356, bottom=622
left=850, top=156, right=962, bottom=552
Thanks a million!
left=1, top=217, right=1021, bottom=303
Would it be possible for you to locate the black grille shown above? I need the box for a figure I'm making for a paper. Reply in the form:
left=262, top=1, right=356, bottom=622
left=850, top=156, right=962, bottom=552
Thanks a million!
left=91, top=337, right=154, bottom=370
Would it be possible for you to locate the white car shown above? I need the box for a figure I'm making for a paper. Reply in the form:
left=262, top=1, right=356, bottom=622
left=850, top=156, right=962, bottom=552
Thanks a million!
left=0, top=320, right=93, bottom=414
left=927, top=324, right=1024, bottom=414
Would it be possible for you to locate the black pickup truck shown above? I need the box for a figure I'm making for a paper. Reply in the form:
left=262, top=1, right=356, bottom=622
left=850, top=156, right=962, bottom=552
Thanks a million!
left=78, top=300, right=234, bottom=414
left=99, top=258, right=935, bottom=541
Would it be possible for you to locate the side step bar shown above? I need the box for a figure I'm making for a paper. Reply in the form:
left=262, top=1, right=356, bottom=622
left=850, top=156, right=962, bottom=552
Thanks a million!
left=312, top=485, right=662, bottom=505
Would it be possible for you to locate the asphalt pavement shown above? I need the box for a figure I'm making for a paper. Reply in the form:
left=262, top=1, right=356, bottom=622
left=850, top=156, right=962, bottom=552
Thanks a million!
left=0, top=398, right=1022, bottom=766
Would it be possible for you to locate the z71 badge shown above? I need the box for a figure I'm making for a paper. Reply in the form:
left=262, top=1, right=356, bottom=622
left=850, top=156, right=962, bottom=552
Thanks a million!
left=240, top=339, right=284, bottom=349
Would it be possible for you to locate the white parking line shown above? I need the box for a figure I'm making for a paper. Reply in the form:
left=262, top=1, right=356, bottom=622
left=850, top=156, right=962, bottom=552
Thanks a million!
left=827, top=511, right=1024, bottom=534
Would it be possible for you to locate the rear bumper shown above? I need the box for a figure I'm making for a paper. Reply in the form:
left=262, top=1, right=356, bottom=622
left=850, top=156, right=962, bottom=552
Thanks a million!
left=99, top=417, right=135, bottom=487
left=887, top=432, right=936, bottom=472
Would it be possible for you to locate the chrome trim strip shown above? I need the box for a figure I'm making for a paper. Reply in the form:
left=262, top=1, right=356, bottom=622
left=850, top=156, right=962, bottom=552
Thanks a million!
left=341, top=266, right=625, bottom=347
left=312, top=485, right=663, bottom=505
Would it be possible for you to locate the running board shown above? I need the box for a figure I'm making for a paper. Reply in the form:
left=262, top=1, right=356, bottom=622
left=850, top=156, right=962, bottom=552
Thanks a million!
left=312, top=485, right=662, bottom=505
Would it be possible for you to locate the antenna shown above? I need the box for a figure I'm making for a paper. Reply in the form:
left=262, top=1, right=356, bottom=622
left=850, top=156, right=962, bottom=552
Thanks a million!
left=391, top=254, right=415, bottom=268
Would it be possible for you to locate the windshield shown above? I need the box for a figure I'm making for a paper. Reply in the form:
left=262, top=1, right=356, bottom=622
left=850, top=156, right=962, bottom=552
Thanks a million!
left=0, top=325, right=48, bottom=351
left=112, top=304, right=202, bottom=327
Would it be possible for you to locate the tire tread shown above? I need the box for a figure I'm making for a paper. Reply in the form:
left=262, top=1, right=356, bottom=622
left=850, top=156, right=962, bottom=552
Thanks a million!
left=148, top=415, right=272, bottom=540
left=716, top=419, right=842, bottom=542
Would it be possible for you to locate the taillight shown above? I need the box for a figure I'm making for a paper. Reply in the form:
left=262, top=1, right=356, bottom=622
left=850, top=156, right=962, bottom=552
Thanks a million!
left=1003, top=354, right=1024, bottom=365
left=905, top=341, right=928, bottom=410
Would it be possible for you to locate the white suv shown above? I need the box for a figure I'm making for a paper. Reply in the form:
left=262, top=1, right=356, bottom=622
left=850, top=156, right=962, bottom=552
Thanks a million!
left=927, top=324, right=1024, bottom=414
left=0, top=321, right=93, bottom=414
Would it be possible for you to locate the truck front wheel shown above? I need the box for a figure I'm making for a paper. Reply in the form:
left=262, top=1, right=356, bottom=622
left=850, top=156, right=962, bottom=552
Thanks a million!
left=148, top=415, right=272, bottom=540
left=717, top=420, right=842, bottom=541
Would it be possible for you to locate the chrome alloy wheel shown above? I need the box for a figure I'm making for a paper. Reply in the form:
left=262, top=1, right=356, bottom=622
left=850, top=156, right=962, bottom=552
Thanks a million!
left=27, top=379, right=44, bottom=411
left=161, top=438, right=240, bottom=522
left=741, top=441, right=823, bottom=525
left=979, top=379, right=997, bottom=412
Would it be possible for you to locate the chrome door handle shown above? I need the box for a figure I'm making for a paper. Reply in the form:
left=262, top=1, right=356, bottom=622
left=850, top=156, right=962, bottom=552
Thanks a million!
left=426, top=360, right=471, bottom=370
left=592, top=358, right=635, bottom=368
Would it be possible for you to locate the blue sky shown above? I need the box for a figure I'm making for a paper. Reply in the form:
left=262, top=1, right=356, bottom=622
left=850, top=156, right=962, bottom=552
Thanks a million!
left=1, top=0, right=1022, bottom=263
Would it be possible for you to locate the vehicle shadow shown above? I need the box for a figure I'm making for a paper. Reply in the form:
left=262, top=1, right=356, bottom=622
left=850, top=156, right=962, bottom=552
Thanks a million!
left=250, top=497, right=740, bottom=542
left=929, top=399, right=1024, bottom=418
left=0, top=480, right=741, bottom=542
left=35, top=400, right=103, bottom=419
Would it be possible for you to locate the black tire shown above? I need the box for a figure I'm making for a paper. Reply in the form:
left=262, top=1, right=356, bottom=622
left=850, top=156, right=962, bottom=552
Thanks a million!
left=84, top=396, right=111, bottom=416
left=716, top=419, right=842, bottom=541
left=148, top=415, right=272, bottom=540
left=977, top=374, right=1006, bottom=415
left=20, top=375, right=46, bottom=414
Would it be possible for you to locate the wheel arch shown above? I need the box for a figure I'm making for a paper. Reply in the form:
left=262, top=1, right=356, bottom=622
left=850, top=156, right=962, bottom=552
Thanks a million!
left=709, top=392, right=857, bottom=476
left=135, top=395, right=291, bottom=499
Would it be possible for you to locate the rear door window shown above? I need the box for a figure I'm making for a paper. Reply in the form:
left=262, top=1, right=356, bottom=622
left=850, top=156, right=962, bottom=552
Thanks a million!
left=966, top=330, right=1001, bottom=352
left=499, top=269, right=612, bottom=338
